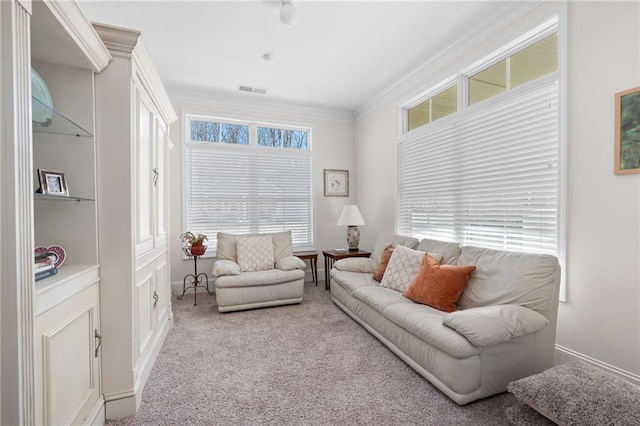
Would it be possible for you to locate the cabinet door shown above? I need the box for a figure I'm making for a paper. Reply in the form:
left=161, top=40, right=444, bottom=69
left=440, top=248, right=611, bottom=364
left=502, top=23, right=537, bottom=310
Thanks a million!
left=134, top=263, right=155, bottom=372
left=154, top=118, right=169, bottom=247
left=134, top=87, right=156, bottom=256
left=34, top=283, right=102, bottom=425
left=154, top=254, right=170, bottom=327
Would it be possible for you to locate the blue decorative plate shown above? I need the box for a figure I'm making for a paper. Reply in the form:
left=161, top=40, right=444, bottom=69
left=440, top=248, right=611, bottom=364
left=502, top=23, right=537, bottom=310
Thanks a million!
left=31, top=68, right=53, bottom=124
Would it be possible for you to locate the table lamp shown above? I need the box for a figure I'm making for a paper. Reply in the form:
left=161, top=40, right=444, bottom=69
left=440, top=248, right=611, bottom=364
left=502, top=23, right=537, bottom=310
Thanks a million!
left=337, top=205, right=365, bottom=251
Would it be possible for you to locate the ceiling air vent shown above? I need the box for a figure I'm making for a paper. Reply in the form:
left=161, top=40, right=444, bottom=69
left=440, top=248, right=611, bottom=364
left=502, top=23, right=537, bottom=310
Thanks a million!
left=239, top=85, right=267, bottom=95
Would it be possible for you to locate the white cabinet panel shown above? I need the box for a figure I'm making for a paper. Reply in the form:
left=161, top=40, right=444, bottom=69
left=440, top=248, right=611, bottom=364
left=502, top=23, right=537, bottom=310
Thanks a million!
left=135, top=270, right=154, bottom=362
left=135, top=88, right=155, bottom=256
left=35, top=283, right=101, bottom=426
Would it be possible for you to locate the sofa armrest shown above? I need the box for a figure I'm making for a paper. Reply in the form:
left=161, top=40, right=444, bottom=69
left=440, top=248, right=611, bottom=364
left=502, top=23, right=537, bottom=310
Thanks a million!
left=334, top=258, right=376, bottom=274
left=212, top=259, right=241, bottom=278
left=442, top=304, right=549, bottom=347
left=275, top=255, right=306, bottom=271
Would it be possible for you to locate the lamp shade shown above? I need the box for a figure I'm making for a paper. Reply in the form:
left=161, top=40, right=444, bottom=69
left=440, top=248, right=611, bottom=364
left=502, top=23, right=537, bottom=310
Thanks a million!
left=279, top=1, right=297, bottom=27
left=337, top=205, right=365, bottom=226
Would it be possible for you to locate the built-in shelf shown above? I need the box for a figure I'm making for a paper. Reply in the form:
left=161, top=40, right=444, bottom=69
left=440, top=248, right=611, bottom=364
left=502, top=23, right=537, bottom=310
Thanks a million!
left=34, top=265, right=100, bottom=316
left=34, top=193, right=95, bottom=202
left=32, top=96, right=93, bottom=137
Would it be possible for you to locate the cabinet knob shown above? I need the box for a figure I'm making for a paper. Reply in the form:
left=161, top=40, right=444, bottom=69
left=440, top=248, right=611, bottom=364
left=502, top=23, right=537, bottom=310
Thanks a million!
left=153, top=168, right=159, bottom=187
left=153, top=290, right=159, bottom=309
left=94, top=330, right=102, bottom=358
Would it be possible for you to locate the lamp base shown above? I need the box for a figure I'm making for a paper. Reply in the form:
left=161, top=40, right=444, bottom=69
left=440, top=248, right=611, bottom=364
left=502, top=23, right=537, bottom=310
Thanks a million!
left=346, top=226, right=360, bottom=251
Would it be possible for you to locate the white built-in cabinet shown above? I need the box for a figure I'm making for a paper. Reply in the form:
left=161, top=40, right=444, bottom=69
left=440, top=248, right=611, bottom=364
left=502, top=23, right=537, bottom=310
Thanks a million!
left=29, top=1, right=111, bottom=425
left=93, top=23, right=177, bottom=420
left=0, top=0, right=175, bottom=423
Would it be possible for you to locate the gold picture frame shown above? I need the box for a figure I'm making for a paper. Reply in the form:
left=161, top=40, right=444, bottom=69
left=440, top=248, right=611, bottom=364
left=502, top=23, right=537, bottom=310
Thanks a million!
left=38, top=169, right=69, bottom=196
left=615, top=86, right=640, bottom=175
left=323, top=169, right=349, bottom=197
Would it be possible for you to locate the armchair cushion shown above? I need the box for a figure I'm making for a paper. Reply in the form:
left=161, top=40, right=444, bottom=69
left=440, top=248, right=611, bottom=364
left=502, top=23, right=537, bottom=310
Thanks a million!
left=212, top=260, right=241, bottom=278
left=275, top=256, right=306, bottom=271
left=237, top=235, right=274, bottom=272
left=443, top=304, right=549, bottom=347
left=216, top=230, right=293, bottom=263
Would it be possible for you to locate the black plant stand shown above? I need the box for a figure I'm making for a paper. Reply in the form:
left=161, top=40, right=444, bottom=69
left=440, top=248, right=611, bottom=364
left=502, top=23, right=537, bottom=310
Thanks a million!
left=177, top=248, right=213, bottom=306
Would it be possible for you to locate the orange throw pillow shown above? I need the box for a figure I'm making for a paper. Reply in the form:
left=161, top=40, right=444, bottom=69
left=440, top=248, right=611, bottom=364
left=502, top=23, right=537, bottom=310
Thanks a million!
left=404, top=254, right=476, bottom=312
left=372, top=245, right=394, bottom=282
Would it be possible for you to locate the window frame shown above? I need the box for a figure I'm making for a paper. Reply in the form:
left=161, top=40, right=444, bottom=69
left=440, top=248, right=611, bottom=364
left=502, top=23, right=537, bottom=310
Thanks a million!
left=182, top=112, right=315, bottom=258
left=397, top=14, right=567, bottom=300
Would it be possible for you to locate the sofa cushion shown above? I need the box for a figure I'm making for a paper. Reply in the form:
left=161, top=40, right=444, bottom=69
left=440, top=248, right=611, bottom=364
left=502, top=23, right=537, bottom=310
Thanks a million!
left=380, top=245, right=425, bottom=292
left=372, top=245, right=394, bottom=281
left=371, top=232, right=419, bottom=264
left=417, top=238, right=462, bottom=265
left=404, top=254, right=476, bottom=313
left=216, top=230, right=293, bottom=263
left=275, top=255, right=306, bottom=271
left=457, top=245, right=560, bottom=314
left=215, top=268, right=304, bottom=288
left=382, top=303, right=480, bottom=358
left=236, top=235, right=274, bottom=272
left=443, top=305, right=549, bottom=347
left=352, top=286, right=412, bottom=315
left=330, top=269, right=376, bottom=295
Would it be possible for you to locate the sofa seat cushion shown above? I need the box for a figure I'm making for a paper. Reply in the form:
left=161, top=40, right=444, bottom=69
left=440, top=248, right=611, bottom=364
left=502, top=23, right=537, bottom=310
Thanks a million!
left=383, top=303, right=480, bottom=358
left=215, top=268, right=304, bottom=288
left=352, top=286, right=412, bottom=315
left=330, top=269, right=376, bottom=295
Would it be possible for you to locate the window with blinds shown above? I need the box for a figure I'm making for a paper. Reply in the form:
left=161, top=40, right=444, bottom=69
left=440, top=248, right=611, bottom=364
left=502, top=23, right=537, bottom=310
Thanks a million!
left=184, top=117, right=313, bottom=255
left=398, top=74, right=559, bottom=255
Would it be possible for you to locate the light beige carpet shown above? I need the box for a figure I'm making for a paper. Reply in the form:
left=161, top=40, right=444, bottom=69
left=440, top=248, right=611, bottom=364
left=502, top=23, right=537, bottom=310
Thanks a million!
left=110, top=283, right=527, bottom=425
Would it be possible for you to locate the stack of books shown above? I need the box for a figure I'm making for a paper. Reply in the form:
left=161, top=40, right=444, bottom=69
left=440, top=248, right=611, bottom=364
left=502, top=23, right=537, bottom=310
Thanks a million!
left=34, top=252, right=58, bottom=281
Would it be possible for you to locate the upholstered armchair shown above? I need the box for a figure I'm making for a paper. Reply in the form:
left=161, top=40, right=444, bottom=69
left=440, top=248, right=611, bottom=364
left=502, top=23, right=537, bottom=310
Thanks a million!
left=212, top=230, right=306, bottom=312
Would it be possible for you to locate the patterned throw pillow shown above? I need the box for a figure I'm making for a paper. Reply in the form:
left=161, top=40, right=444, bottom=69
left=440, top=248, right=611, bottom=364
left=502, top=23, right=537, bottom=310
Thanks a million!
left=380, top=245, right=426, bottom=292
left=236, top=236, right=274, bottom=272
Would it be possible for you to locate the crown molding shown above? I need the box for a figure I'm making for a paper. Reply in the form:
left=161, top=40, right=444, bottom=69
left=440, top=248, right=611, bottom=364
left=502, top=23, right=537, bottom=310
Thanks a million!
left=354, top=1, right=556, bottom=121
left=166, top=83, right=354, bottom=124
left=39, top=0, right=111, bottom=72
left=93, top=23, right=177, bottom=124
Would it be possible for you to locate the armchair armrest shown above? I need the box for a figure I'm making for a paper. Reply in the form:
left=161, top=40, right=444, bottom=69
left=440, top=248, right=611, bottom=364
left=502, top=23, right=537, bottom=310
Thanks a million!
left=275, top=256, right=306, bottom=271
left=443, top=304, right=549, bottom=347
left=212, top=259, right=241, bottom=278
left=334, top=258, right=376, bottom=274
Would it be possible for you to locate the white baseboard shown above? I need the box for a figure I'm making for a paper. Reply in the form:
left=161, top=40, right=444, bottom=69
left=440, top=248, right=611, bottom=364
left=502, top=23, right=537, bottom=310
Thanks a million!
left=555, top=345, right=640, bottom=386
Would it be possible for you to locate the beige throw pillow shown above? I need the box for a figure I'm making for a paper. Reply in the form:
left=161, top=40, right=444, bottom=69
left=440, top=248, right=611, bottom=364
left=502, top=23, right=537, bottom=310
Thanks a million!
left=236, top=235, right=274, bottom=272
left=380, top=245, right=426, bottom=292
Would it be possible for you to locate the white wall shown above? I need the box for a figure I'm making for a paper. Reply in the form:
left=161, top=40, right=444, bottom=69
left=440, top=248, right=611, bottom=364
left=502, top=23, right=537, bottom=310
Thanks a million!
left=168, top=94, right=356, bottom=285
left=555, top=0, right=640, bottom=375
left=354, top=1, right=640, bottom=378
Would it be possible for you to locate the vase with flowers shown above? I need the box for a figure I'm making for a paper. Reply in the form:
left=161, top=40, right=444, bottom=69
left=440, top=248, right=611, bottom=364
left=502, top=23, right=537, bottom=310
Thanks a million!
left=180, top=231, right=208, bottom=256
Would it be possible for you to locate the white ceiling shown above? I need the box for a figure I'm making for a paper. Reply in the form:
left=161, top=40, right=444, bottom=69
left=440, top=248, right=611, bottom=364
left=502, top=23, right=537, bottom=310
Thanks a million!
left=77, top=0, right=520, bottom=113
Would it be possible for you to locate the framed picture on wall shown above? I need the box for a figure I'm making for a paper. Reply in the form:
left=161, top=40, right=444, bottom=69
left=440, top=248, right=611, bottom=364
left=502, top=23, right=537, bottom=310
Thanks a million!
left=37, top=169, right=69, bottom=197
left=324, top=169, right=349, bottom=197
left=615, top=86, right=640, bottom=175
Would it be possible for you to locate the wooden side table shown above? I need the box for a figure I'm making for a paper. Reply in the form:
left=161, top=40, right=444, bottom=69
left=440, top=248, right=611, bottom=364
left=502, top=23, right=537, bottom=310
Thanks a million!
left=295, top=251, right=318, bottom=285
left=322, top=250, right=371, bottom=290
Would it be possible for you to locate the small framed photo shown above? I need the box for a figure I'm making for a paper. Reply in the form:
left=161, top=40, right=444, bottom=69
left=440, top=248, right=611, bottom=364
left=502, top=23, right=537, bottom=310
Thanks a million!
left=324, top=169, right=349, bottom=197
left=38, top=169, right=69, bottom=196
left=615, top=86, right=640, bottom=175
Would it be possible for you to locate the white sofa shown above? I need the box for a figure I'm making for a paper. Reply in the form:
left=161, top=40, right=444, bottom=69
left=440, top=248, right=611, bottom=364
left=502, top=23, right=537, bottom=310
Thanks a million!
left=330, top=233, right=560, bottom=405
left=212, top=231, right=306, bottom=313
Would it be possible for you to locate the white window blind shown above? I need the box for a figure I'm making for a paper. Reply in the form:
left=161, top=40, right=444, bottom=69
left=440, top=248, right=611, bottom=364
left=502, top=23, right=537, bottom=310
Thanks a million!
left=185, top=145, right=313, bottom=253
left=398, top=75, right=559, bottom=255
